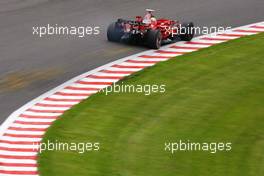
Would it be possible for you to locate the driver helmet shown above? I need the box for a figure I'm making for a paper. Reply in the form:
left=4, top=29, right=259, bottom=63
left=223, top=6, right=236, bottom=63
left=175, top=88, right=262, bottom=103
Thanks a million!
left=143, top=9, right=155, bottom=24
left=146, top=9, right=155, bottom=17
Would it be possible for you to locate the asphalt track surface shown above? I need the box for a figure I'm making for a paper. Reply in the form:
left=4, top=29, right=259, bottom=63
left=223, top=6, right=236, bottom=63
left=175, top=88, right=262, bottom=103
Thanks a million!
left=0, top=0, right=263, bottom=124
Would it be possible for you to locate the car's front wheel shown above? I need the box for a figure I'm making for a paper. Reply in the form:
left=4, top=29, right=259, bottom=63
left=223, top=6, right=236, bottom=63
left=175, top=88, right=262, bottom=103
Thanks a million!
left=179, top=22, right=194, bottom=41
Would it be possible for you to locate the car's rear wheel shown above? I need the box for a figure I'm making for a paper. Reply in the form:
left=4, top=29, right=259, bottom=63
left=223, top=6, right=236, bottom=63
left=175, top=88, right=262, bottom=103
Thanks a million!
left=180, top=22, right=194, bottom=41
left=146, top=29, right=162, bottom=49
left=107, top=22, right=123, bottom=42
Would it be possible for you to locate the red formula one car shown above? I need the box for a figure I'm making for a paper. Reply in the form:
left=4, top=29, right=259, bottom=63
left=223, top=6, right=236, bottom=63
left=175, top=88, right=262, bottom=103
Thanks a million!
left=107, top=9, right=194, bottom=49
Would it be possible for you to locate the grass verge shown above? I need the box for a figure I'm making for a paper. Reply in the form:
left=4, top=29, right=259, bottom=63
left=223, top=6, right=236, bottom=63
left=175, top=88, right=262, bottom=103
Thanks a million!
left=39, top=33, right=264, bottom=176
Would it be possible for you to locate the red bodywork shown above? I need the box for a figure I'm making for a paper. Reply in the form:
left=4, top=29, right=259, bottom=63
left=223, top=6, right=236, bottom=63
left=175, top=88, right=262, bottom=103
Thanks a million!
left=123, top=16, right=180, bottom=40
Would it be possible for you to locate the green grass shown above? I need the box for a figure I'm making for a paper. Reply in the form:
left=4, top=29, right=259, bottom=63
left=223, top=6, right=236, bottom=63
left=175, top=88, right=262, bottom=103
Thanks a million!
left=38, top=33, right=264, bottom=176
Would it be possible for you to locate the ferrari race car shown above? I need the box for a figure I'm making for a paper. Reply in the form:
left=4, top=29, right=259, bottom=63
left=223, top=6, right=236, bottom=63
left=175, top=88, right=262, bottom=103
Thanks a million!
left=107, top=10, right=194, bottom=49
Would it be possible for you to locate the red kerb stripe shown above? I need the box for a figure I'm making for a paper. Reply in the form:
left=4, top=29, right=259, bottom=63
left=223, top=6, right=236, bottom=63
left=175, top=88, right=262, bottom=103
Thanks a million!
left=0, top=170, right=38, bottom=175
left=170, top=45, right=201, bottom=50
left=185, top=41, right=215, bottom=45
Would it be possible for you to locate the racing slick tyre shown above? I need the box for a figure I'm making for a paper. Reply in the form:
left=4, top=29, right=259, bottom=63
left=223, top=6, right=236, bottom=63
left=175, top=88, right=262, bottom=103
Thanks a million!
left=179, top=22, right=194, bottom=41
left=107, top=22, right=124, bottom=42
left=146, top=29, right=162, bottom=49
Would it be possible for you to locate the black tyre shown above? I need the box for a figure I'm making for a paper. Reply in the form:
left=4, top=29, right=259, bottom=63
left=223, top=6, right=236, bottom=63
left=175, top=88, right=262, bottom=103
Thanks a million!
left=146, top=29, right=162, bottom=49
left=179, top=22, right=194, bottom=41
left=107, top=22, right=123, bottom=42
